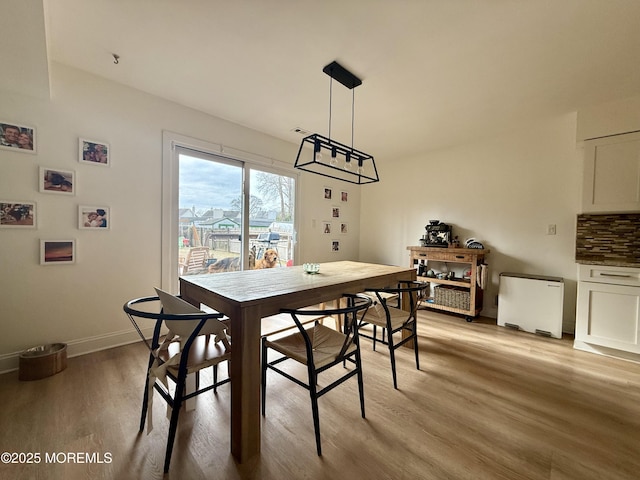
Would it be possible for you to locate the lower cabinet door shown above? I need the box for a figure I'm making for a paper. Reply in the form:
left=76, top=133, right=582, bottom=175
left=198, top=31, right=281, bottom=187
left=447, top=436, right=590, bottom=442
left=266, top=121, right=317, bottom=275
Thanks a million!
left=576, top=281, right=640, bottom=353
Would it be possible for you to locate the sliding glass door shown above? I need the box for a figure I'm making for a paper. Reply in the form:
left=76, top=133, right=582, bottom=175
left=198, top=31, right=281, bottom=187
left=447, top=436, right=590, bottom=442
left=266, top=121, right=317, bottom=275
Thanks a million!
left=164, top=139, right=296, bottom=291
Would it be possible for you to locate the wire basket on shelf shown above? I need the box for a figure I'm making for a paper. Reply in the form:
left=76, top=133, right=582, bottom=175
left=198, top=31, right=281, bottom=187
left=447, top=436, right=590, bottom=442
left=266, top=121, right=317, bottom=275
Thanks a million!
left=433, top=285, right=470, bottom=310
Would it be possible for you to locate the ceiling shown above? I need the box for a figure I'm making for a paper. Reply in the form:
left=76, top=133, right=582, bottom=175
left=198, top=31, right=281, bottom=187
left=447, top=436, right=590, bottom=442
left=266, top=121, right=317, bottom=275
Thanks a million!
left=6, top=1, right=640, bottom=159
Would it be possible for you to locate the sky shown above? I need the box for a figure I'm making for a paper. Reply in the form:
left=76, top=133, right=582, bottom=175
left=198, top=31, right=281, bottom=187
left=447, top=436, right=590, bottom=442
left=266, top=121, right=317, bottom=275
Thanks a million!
left=179, top=154, right=242, bottom=212
left=178, top=153, right=285, bottom=214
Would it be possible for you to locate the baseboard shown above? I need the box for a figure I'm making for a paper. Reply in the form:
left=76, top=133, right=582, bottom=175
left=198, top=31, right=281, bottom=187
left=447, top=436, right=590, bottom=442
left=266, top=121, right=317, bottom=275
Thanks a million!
left=573, top=340, right=640, bottom=364
left=0, top=326, right=155, bottom=375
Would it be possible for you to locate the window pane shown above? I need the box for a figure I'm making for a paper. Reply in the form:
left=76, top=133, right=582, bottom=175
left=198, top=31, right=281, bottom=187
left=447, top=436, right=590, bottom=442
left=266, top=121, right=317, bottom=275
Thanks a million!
left=249, top=169, right=295, bottom=268
left=178, top=153, right=243, bottom=275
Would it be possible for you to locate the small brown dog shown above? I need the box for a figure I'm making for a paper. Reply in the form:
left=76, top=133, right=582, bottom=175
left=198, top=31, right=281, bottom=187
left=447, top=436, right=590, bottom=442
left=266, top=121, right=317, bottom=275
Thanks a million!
left=254, top=248, right=278, bottom=269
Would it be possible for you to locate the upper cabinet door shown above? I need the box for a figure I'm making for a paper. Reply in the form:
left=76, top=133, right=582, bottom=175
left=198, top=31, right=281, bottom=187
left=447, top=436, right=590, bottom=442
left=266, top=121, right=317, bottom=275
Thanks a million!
left=582, top=131, right=640, bottom=213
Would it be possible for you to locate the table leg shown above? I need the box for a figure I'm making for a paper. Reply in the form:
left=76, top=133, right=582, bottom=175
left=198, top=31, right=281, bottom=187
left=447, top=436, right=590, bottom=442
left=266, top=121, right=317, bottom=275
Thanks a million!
left=229, top=305, right=262, bottom=462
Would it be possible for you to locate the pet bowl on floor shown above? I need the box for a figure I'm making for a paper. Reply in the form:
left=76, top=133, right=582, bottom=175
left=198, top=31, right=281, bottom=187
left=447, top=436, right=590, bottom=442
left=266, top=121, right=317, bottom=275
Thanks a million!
left=19, top=343, right=67, bottom=381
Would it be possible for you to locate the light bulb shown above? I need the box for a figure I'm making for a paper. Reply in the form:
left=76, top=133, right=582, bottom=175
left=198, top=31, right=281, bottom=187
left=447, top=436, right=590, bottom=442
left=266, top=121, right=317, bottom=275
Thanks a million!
left=330, top=147, right=338, bottom=167
left=344, top=158, right=353, bottom=171
left=314, top=140, right=323, bottom=162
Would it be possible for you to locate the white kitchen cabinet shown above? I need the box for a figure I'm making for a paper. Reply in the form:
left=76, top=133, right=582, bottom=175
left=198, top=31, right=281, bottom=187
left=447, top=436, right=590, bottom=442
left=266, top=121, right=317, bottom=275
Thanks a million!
left=582, top=130, right=640, bottom=213
left=574, top=264, right=640, bottom=356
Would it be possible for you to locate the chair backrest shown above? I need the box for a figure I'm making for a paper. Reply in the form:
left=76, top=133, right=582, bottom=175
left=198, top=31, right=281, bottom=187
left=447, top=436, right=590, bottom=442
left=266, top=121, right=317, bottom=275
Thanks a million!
left=280, top=293, right=372, bottom=365
left=181, top=247, right=209, bottom=274
left=154, top=287, right=227, bottom=338
left=365, top=281, right=428, bottom=321
left=123, top=292, right=228, bottom=353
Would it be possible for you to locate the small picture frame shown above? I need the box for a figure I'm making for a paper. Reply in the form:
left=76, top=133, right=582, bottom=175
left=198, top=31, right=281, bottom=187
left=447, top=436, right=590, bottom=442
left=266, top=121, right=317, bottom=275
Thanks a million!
left=39, top=167, right=75, bottom=195
left=323, top=222, right=332, bottom=234
left=40, top=239, right=76, bottom=265
left=341, top=191, right=348, bottom=202
left=323, top=187, right=332, bottom=200
left=331, top=240, right=340, bottom=252
left=0, top=201, right=36, bottom=228
left=332, top=206, right=340, bottom=218
left=79, top=138, right=110, bottom=166
left=79, top=205, right=110, bottom=230
left=0, top=121, right=36, bottom=153
left=340, top=223, right=348, bottom=234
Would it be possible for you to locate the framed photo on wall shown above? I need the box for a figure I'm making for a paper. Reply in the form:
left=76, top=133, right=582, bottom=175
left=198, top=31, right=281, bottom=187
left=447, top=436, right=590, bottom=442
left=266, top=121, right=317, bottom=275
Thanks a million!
left=0, top=201, right=36, bottom=228
left=39, top=167, right=75, bottom=195
left=340, top=222, right=348, bottom=234
left=0, top=121, right=36, bottom=153
left=40, top=239, right=76, bottom=265
left=79, top=138, right=110, bottom=166
left=79, top=205, right=110, bottom=230
left=323, top=222, right=331, bottom=234
left=331, top=239, right=340, bottom=252
left=323, top=187, right=332, bottom=200
left=341, top=191, right=348, bottom=202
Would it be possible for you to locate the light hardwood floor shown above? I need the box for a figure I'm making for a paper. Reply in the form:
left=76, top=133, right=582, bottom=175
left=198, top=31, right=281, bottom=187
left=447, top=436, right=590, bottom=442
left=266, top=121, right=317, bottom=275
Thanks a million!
left=1, top=310, right=639, bottom=480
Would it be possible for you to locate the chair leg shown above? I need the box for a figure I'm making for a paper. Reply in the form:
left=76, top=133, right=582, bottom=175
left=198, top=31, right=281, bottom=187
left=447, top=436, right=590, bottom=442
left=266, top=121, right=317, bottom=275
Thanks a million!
left=261, top=337, right=268, bottom=416
left=140, top=352, right=156, bottom=432
left=309, top=372, right=322, bottom=456
left=372, top=325, right=377, bottom=351
left=164, top=376, right=186, bottom=473
left=388, top=334, right=398, bottom=389
left=355, top=350, right=366, bottom=419
left=139, top=374, right=150, bottom=432
left=213, top=364, right=218, bottom=393
left=411, top=322, right=420, bottom=371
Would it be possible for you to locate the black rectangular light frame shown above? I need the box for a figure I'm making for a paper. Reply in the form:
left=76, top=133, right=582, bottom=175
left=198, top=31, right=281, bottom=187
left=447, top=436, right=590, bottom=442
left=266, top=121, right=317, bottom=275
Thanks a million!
left=294, top=133, right=379, bottom=185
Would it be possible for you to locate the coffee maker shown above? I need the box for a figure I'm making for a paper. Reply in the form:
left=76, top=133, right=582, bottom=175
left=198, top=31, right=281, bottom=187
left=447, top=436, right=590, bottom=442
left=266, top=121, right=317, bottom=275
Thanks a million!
left=420, top=220, right=451, bottom=247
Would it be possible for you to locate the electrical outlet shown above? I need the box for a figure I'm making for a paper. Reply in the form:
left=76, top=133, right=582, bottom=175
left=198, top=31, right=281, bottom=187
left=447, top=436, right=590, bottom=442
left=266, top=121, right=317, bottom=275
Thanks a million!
left=547, top=224, right=556, bottom=235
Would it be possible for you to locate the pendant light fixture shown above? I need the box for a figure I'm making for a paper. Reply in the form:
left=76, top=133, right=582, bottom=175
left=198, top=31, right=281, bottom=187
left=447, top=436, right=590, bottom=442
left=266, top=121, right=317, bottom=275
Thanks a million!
left=294, top=61, right=379, bottom=185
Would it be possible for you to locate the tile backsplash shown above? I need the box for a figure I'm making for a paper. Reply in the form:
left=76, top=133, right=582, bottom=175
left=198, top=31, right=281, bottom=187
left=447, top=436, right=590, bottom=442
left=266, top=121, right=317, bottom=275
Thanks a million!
left=575, top=213, right=640, bottom=266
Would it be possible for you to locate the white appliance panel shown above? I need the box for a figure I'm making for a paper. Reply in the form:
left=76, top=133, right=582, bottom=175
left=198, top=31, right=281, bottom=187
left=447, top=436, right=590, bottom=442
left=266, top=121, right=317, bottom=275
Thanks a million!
left=498, top=273, right=564, bottom=339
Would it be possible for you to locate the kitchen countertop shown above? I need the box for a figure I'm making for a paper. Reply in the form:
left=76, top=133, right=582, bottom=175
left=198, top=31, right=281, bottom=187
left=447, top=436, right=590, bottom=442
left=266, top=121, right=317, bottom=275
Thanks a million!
left=576, top=259, right=640, bottom=268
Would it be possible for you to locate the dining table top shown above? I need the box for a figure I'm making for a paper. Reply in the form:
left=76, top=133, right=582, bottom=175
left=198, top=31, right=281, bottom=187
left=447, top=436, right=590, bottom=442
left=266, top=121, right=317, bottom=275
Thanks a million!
left=180, top=260, right=415, bottom=308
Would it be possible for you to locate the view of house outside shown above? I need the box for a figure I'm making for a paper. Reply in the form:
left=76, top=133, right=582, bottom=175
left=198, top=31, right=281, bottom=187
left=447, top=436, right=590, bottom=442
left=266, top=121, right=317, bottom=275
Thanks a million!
left=178, top=153, right=295, bottom=274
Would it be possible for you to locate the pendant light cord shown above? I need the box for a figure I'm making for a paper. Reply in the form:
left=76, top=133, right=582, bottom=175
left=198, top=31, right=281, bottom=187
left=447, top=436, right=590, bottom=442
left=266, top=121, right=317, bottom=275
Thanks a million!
left=351, top=88, right=355, bottom=150
left=328, top=76, right=333, bottom=141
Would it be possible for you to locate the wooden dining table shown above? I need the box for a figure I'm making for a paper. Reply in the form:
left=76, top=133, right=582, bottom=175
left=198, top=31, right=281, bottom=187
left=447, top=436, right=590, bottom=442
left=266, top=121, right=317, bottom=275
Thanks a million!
left=179, top=260, right=416, bottom=462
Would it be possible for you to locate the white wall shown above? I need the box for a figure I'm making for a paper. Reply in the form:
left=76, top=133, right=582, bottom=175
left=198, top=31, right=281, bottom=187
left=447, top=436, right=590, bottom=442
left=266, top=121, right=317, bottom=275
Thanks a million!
left=359, top=113, right=582, bottom=332
left=0, top=63, right=360, bottom=371
left=297, top=173, right=361, bottom=262
left=576, top=94, right=640, bottom=141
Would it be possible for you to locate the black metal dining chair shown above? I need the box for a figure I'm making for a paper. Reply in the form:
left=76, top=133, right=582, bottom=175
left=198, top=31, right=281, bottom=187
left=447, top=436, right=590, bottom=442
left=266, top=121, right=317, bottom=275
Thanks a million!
left=360, top=281, right=428, bottom=389
left=261, top=293, right=372, bottom=455
left=123, top=288, right=231, bottom=473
